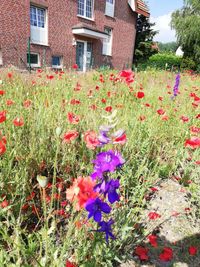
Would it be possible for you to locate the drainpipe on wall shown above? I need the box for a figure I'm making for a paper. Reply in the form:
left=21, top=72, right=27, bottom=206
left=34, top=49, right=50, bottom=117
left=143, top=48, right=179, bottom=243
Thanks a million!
left=27, top=37, right=31, bottom=73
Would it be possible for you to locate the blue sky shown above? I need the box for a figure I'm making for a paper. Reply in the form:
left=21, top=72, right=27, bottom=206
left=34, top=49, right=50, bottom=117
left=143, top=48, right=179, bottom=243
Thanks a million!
left=148, top=0, right=184, bottom=43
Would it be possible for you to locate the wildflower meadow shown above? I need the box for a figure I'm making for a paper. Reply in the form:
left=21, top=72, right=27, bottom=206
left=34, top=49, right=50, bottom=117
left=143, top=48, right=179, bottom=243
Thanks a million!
left=0, top=68, right=200, bottom=267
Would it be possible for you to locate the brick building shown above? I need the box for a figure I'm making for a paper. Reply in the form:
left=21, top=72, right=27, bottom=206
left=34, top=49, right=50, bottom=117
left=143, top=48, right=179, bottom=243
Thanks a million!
left=0, top=0, right=149, bottom=71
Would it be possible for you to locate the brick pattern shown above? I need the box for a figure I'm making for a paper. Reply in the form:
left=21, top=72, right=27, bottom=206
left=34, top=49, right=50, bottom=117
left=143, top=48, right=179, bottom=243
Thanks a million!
left=0, top=0, right=137, bottom=70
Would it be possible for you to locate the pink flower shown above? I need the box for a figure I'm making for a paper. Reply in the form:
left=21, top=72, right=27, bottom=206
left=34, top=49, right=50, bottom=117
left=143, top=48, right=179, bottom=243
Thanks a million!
left=84, top=130, right=100, bottom=150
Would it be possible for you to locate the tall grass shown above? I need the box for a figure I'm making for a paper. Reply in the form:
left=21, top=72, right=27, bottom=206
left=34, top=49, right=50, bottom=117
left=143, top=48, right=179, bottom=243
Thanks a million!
left=0, top=69, right=199, bottom=266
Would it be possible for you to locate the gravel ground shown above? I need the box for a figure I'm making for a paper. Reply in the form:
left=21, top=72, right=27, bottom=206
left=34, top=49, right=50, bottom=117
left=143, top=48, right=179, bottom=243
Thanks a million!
left=120, top=180, right=200, bottom=267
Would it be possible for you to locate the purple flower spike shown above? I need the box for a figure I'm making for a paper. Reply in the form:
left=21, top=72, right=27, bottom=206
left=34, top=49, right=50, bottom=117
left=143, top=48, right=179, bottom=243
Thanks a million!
left=104, top=179, right=120, bottom=204
left=91, top=150, right=125, bottom=179
left=173, top=73, right=180, bottom=97
left=97, top=219, right=115, bottom=243
left=85, top=198, right=111, bottom=222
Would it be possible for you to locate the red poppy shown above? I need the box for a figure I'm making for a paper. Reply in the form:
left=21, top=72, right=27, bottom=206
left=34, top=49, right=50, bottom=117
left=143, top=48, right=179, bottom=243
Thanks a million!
left=150, top=187, right=158, bottom=192
left=145, top=103, right=151, bottom=107
left=23, top=100, right=32, bottom=108
left=190, top=126, right=200, bottom=134
left=13, top=117, right=24, bottom=127
left=0, top=90, right=5, bottom=95
left=84, top=130, right=99, bottom=150
left=6, top=99, right=14, bottom=106
left=112, top=131, right=127, bottom=145
left=184, top=137, right=200, bottom=149
left=0, top=140, right=6, bottom=155
left=66, top=260, right=77, bottom=267
left=101, top=98, right=106, bottom=104
left=46, top=75, right=54, bottom=80
left=157, top=109, right=165, bottom=115
left=159, top=247, right=173, bottom=261
left=139, top=115, right=146, bottom=121
left=148, top=234, right=158, bottom=247
left=148, top=211, right=161, bottom=220
left=181, top=116, right=189, bottom=123
left=63, top=130, right=79, bottom=144
left=196, top=114, right=200, bottom=119
left=189, top=246, right=197, bottom=256
left=0, top=111, right=6, bottom=123
left=70, top=99, right=81, bottom=105
left=74, top=82, right=81, bottom=91
left=136, top=91, right=145, bottom=99
left=1, top=199, right=9, bottom=208
left=90, top=104, right=98, bottom=110
left=67, top=112, right=80, bottom=124
left=72, top=64, right=78, bottom=70
left=119, top=70, right=133, bottom=78
left=161, top=115, right=169, bottom=121
left=105, top=106, right=112, bottom=113
left=7, top=72, right=13, bottom=79
left=158, top=96, right=163, bottom=101
left=66, top=176, right=97, bottom=211
left=135, top=246, right=149, bottom=260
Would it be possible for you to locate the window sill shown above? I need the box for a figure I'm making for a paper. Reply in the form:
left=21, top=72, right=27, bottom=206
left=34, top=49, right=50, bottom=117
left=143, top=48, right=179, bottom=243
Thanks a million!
left=102, top=54, right=112, bottom=57
left=77, top=15, right=95, bottom=22
left=31, top=42, right=49, bottom=47
left=104, top=14, right=115, bottom=19
left=27, top=64, right=41, bottom=68
left=52, top=65, right=63, bottom=69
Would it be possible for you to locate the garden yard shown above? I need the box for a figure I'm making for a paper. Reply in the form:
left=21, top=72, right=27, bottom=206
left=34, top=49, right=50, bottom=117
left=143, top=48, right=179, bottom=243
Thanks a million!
left=0, top=68, right=200, bottom=267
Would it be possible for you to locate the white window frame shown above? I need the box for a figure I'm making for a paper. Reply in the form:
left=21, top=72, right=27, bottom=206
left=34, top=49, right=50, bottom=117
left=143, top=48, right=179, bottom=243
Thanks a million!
left=0, top=49, right=3, bottom=65
left=77, top=0, right=94, bottom=20
left=30, top=5, right=48, bottom=45
left=27, top=53, right=41, bottom=68
left=52, top=56, right=63, bottom=69
left=105, top=0, right=115, bottom=17
left=102, top=27, right=113, bottom=56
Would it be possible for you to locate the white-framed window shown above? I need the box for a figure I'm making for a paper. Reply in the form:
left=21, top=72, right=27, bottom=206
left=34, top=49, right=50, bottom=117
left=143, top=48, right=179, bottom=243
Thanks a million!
left=105, top=0, right=115, bottom=17
left=77, top=0, right=94, bottom=19
left=30, top=6, right=48, bottom=45
left=0, top=49, right=3, bottom=65
left=102, top=27, right=113, bottom=56
left=27, top=53, right=40, bottom=67
left=52, top=56, right=63, bottom=69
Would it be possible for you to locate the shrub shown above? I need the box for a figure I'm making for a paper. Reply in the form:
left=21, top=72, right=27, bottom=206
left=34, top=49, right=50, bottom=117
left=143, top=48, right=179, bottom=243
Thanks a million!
left=180, top=57, right=196, bottom=71
left=148, top=53, right=182, bottom=70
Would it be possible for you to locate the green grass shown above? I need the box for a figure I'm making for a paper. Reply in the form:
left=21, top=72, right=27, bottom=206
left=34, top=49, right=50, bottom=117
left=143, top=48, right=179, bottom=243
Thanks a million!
left=0, top=68, right=199, bottom=266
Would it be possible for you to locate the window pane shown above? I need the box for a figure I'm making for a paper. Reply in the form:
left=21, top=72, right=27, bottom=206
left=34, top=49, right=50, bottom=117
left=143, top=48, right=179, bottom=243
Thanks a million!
left=52, top=56, right=61, bottom=66
left=30, top=7, right=37, bottom=26
left=107, top=0, right=113, bottom=3
left=27, top=54, right=38, bottom=64
left=30, top=6, right=45, bottom=28
left=86, top=0, right=92, bottom=18
left=78, top=0, right=85, bottom=16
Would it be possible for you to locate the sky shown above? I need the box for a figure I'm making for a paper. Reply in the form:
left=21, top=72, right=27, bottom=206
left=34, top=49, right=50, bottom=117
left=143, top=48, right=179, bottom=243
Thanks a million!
left=147, top=0, right=184, bottom=43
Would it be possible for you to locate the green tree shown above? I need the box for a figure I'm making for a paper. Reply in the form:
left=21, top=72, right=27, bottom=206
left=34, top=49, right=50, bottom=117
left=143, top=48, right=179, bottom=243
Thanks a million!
left=158, top=42, right=178, bottom=53
left=171, top=0, right=200, bottom=63
left=134, top=14, right=158, bottom=64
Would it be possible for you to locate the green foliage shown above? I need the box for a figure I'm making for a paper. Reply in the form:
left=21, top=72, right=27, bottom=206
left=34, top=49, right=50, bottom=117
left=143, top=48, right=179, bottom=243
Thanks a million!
left=180, top=57, right=196, bottom=70
left=134, top=15, right=158, bottom=64
left=171, top=0, right=200, bottom=64
left=158, top=42, right=178, bottom=53
left=136, top=53, right=181, bottom=71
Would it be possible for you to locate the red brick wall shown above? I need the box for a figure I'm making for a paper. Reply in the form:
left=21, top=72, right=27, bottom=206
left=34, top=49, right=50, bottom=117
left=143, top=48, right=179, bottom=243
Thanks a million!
left=0, top=0, right=137, bottom=70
